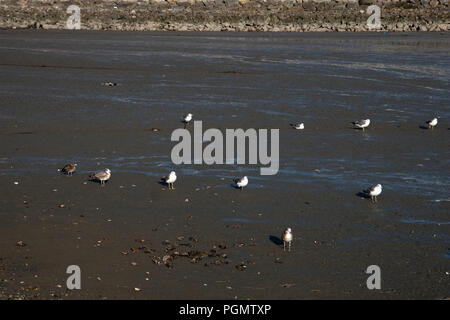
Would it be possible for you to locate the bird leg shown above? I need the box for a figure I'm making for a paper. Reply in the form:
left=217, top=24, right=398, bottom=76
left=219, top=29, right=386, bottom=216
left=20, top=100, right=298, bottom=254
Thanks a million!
left=289, top=242, right=291, bottom=252
left=283, top=241, right=286, bottom=252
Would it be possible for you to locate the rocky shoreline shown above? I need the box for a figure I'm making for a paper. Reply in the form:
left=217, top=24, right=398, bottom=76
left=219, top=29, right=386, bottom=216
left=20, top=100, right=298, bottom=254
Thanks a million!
left=0, top=0, right=448, bottom=32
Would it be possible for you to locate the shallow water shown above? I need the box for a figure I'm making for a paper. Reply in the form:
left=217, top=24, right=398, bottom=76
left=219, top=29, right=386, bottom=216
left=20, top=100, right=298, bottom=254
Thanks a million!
left=0, top=30, right=449, bottom=224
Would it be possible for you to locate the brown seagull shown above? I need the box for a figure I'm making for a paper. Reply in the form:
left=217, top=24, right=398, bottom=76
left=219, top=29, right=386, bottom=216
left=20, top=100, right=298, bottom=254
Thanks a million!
left=60, top=163, right=77, bottom=175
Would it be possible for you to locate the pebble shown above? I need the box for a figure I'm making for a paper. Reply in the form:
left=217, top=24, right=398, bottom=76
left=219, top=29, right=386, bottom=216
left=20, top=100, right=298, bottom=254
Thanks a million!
left=16, top=241, right=26, bottom=247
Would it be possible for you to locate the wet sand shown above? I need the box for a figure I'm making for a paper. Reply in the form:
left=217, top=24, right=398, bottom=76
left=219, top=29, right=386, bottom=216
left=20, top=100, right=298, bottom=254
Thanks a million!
left=0, top=30, right=449, bottom=299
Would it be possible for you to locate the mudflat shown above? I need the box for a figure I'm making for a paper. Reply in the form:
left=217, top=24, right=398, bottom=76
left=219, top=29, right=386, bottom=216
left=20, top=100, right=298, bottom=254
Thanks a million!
left=0, top=30, right=449, bottom=299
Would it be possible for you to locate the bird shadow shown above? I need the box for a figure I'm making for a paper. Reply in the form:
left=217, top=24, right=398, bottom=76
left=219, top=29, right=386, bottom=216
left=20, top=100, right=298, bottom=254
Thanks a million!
left=158, top=181, right=168, bottom=187
left=356, top=192, right=370, bottom=199
left=419, top=125, right=429, bottom=130
left=269, top=235, right=283, bottom=246
left=230, top=183, right=243, bottom=190
left=88, top=178, right=108, bottom=184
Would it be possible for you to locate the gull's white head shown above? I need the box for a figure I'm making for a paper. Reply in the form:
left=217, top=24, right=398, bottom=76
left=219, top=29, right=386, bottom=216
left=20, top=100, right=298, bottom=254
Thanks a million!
left=170, top=171, right=176, bottom=176
left=376, top=184, right=382, bottom=189
left=365, top=119, right=371, bottom=124
left=105, top=168, right=111, bottom=174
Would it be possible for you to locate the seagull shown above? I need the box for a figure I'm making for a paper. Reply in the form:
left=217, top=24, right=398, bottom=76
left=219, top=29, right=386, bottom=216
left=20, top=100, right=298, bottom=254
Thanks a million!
left=233, top=176, right=248, bottom=190
left=59, top=163, right=77, bottom=175
left=161, top=171, right=177, bottom=190
left=182, top=113, right=193, bottom=129
left=89, top=168, right=111, bottom=185
left=290, top=123, right=304, bottom=130
left=351, top=119, right=370, bottom=131
left=283, top=227, right=293, bottom=252
left=363, top=184, right=382, bottom=203
left=425, top=117, right=438, bottom=129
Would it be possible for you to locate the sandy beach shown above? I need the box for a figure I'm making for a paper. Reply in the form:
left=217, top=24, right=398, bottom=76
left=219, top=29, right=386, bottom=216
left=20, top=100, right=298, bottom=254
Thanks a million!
left=0, top=30, right=449, bottom=299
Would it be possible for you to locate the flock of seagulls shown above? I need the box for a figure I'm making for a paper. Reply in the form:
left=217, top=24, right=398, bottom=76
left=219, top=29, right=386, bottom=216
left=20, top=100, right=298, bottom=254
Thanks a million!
left=57, top=113, right=440, bottom=252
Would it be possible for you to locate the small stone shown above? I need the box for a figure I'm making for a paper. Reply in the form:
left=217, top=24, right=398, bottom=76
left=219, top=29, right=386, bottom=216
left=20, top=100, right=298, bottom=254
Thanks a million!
left=16, top=241, right=26, bottom=247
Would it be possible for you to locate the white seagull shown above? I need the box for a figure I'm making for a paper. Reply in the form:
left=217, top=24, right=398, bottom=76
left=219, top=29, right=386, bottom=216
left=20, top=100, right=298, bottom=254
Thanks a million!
left=283, top=227, right=293, bottom=252
left=290, top=123, right=304, bottom=130
left=425, top=117, right=438, bottom=129
left=233, top=176, right=248, bottom=190
left=351, top=119, right=371, bottom=131
left=89, top=168, right=111, bottom=185
left=182, top=113, right=193, bottom=128
left=363, top=184, right=383, bottom=203
left=161, top=171, right=177, bottom=190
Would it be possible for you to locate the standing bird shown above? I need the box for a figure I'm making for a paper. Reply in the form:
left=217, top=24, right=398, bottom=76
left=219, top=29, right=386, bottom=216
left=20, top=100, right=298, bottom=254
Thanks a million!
left=283, top=227, right=293, bottom=252
left=161, top=171, right=177, bottom=190
left=89, top=168, right=111, bottom=185
left=233, top=176, right=248, bottom=190
left=425, top=117, right=438, bottom=129
left=59, top=163, right=77, bottom=175
left=351, top=119, right=371, bottom=131
left=182, top=113, right=193, bottom=129
left=290, top=123, right=304, bottom=130
left=363, top=184, right=383, bottom=203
